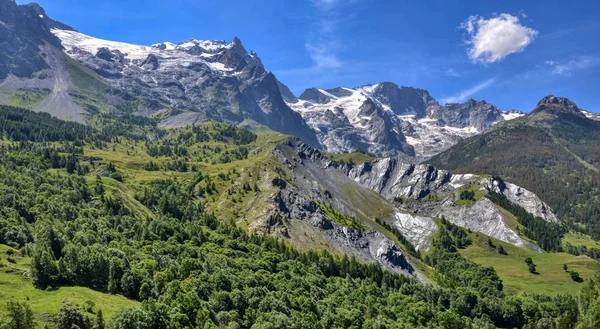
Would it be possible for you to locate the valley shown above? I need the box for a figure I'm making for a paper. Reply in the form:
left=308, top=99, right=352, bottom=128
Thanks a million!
left=1, top=1, right=600, bottom=328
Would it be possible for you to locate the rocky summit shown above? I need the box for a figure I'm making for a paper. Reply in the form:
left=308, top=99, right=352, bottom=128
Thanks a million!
left=288, top=82, right=524, bottom=158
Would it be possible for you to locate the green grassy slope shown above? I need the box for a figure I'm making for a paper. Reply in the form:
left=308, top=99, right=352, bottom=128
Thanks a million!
left=0, top=245, right=137, bottom=327
left=460, top=233, right=600, bottom=295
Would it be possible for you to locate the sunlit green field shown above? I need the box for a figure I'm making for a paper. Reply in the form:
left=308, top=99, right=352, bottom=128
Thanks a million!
left=460, top=233, right=600, bottom=295
left=0, top=245, right=138, bottom=328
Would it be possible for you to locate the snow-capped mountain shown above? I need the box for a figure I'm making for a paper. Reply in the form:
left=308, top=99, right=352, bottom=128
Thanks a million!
left=0, top=0, right=319, bottom=146
left=287, top=82, right=524, bottom=158
left=0, top=0, right=524, bottom=157
left=51, top=28, right=320, bottom=146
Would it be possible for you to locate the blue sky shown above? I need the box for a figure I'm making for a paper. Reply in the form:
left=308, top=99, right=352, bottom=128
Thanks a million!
left=21, top=0, right=600, bottom=112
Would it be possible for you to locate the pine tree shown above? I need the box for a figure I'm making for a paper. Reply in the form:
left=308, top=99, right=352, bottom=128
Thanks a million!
left=94, top=310, right=105, bottom=329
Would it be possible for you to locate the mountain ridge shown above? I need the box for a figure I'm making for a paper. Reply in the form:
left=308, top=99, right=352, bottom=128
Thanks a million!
left=429, top=94, right=600, bottom=239
left=288, top=82, right=524, bottom=157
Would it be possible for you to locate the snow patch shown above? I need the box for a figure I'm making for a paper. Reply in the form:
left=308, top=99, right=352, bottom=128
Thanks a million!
left=52, top=29, right=235, bottom=73
left=501, top=111, right=525, bottom=121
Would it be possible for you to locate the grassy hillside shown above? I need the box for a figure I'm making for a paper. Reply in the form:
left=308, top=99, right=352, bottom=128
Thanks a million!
left=429, top=108, right=600, bottom=240
left=1, top=105, right=600, bottom=328
left=0, top=88, right=51, bottom=109
left=0, top=245, right=138, bottom=326
left=324, top=150, right=376, bottom=165
left=460, top=233, right=600, bottom=295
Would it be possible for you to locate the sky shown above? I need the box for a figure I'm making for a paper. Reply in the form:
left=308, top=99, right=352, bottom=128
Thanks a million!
left=19, top=0, right=600, bottom=112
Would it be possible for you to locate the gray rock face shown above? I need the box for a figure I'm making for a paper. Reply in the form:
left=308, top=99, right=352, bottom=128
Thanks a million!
left=337, top=153, right=559, bottom=249
left=440, top=198, right=539, bottom=251
left=276, top=78, right=298, bottom=103
left=345, top=157, right=453, bottom=200
left=369, top=83, right=438, bottom=118
left=299, top=88, right=336, bottom=104
left=392, top=212, right=438, bottom=251
left=255, top=158, right=418, bottom=278
left=288, top=82, right=522, bottom=158
left=0, top=0, right=63, bottom=80
left=430, top=99, right=504, bottom=131
left=486, top=178, right=560, bottom=223
left=52, top=28, right=321, bottom=147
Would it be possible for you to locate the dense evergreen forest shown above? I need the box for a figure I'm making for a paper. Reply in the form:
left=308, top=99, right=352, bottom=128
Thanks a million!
left=1, top=105, right=600, bottom=329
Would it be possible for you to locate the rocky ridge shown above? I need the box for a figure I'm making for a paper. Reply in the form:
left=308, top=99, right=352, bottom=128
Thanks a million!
left=51, top=29, right=321, bottom=147
left=250, top=137, right=566, bottom=281
left=287, top=82, right=524, bottom=158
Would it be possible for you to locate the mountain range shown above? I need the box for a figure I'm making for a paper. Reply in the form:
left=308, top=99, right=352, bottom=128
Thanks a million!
left=287, top=83, right=524, bottom=157
left=2, top=0, right=599, bottom=249
left=3, top=1, right=600, bottom=327
left=430, top=95, right=600, bottom=238
left=0, top=0, right=528, bottom=158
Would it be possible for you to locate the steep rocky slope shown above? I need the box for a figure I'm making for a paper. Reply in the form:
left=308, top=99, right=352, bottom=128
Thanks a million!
left=333, top=154, right=559, bottom=250
left=258, top=138, right=429, bottom=279
left=0, top=1, right=320, bottom=146
left=262, top=138, right=562, bottom=264
left=288, top=82, right=524, bottom=157
left=430, top=95, right=600, bottom=239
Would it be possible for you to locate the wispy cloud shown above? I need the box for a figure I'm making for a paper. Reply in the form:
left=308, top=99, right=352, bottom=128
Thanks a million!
left=303, top=0, right=347, bottom=71
left=461, top=13, right=538, bottom=64
left=312, top=0, right=338, bottom=11
left=444, top=68, right=461, bottom=77
left=544, top=56, right=600, bottom=76
left=442, top=78, right=496, bottom=104
left=305, top=43, right=342, bottom=70
left=275, top=0, right=359, bottom=92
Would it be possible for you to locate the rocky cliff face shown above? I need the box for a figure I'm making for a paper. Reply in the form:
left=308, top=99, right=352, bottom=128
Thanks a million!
left=51, top=29, right=321, bottom=147
left=288, top=82, right=524, bottom=158
left=0, top=1, right=320, bottom=146
left=0, top=0, right=62, bottom=80
left=429, top=99, right=504, bottom=131
left=335, top=153, right=559, bottom=250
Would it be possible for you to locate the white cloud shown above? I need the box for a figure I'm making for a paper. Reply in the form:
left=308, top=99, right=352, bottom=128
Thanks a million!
left=461, top=13, right=538, bottom=63
left=442, top=78, right=496, bottom=104
left=545, top=56, right=600, bottom=76
left=305, top=43, right=342, bottom=70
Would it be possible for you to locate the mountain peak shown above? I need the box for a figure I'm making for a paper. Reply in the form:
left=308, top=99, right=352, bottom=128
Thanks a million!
left=25, top=2, right=44, bottom=13
left=536, top=95, right=578, bottom=108
left=299, top=88, right=334, bottom=104
left=23, top=1, right=76, bottom=30
left=531, top=95, right=583, bottom=117
left=230, top=36, right=248, bottom=55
